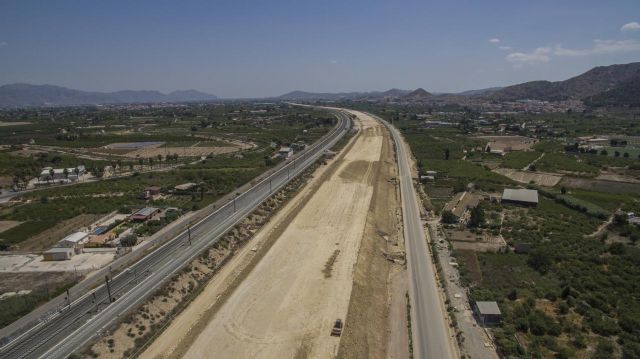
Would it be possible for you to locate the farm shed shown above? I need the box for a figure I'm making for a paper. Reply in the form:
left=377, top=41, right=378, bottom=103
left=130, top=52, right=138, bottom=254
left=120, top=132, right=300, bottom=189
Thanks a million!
left=278, top=147, right=294, bottom=158
left=43, top=247, right=74, bottom=261
left=501, top=188, right=538, bottom=206
left=474, top=301, right=502, bottom=326
left=129, top=207, right=160, bottom=222
left=56, top=232, right=89, bottom=253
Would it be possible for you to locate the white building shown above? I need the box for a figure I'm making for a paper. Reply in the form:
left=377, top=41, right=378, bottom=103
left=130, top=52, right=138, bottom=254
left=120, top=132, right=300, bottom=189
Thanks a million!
left=56, top=231, right=89, bottom=254
left=278, top=147, right=294, bottom=159
left=38, top=166, right=86, bottom=183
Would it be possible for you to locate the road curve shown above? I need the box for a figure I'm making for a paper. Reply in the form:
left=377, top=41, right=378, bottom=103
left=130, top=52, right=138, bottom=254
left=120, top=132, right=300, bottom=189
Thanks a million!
left=0, top=109, right=351, bottom=359
left=371, top=112, right=455, bottom=359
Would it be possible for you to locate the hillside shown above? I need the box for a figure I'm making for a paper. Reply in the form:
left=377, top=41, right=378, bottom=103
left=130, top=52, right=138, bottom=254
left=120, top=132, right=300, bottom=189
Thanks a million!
left=402, top=88, right=432, bottom=100
left=0, top=84, right=217, bottom=107
left=489, top=62, right=640, bottom=103
left=584, top=76, right=640, bottom=107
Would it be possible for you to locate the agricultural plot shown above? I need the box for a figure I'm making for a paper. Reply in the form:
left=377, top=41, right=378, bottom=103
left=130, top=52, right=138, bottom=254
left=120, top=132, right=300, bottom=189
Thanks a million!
left=493, top=168, right=562, bottom=187
left=473, top=135, right=537, bottom=152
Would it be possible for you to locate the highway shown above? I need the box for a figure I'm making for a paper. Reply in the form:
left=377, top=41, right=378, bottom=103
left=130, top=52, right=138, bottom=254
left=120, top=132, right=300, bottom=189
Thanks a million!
left=373, top=113, right=455, bottom=359
left=0, top=109, right=351, bottom=359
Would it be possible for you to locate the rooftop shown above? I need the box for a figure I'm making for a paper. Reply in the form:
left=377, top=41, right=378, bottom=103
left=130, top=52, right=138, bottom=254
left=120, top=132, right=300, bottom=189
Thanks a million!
left=44, top=247, right=75, bottom=254
left=476, top=301, right=501, bottom=315
left=60, top=232, right=88, bottom=243
left=502, top=188, right=539, bottom=204
left=133, top=207, right=159, bottom=217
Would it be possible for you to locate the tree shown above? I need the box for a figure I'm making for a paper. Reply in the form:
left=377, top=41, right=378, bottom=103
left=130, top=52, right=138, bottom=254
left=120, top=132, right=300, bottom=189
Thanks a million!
left=528, top=248, right=553, bottom=274
left=614, top=151, right=620, bottom=157
left=560, top=186, right=567, bottom=194
left=441, top=210, right=458, bottom=224
left=138, top=158, right=144, bottom=170
left=623, top=152, right=629, bottom=158
left=148, top=158, right=154, bottom=168
left=468, top=206, right=485, bottom=228
left=199, top=183, right=207, bottom=200
left=157, top=154, right=163, bottom=168
left=63, top=168, right=69, bottom=181
left=48, top=168, right=55, bottom=184
left=600, top=149, right=608, bottom=156
left=444, top=148, right=450, bottom=160
left=73, top=167, right=80, bottom=181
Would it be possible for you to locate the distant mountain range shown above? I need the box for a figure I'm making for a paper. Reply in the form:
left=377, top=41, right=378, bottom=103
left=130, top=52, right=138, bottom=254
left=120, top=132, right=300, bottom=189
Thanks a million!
left=0, top=84, right=217, bottom=107
left=488, top=62, right=640, bottom=105
left=3, top=62, right=638, bottom=108
left=277, top=88, right=412, bottom=101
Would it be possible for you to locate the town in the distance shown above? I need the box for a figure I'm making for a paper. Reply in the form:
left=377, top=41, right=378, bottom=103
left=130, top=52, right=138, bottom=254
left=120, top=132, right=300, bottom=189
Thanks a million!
left=1, top=2, right=640, bottom=359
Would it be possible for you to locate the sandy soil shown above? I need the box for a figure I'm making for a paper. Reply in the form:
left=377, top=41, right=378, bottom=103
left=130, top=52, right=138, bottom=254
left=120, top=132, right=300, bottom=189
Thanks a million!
left=0, top=121, right=31, bottom=127
left=149, top=115, right=383, bottom=359
left=0, top=220, right=22, bottom=233
left=0, top=252, right=114, bottom=272
left=337, top=111, right=404, bottom=359
left=493, top=168, right=562, bottom=187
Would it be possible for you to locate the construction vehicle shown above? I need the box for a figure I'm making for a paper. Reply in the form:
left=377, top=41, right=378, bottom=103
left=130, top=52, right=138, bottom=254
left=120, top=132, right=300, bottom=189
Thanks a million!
left=330, top=319, right=343, bottom=336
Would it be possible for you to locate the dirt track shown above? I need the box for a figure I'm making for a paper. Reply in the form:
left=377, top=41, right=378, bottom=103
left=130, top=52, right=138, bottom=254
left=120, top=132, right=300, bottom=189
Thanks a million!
left=182, top=115, right=381, bottom=358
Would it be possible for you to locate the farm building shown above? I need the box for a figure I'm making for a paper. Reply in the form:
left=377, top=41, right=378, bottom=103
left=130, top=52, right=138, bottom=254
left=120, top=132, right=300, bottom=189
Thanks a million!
left=43, top=247, right=74, bottom=261
left=56, top=232, right=88, bottom=254
left=501, top=188, right=538, bottom=206
left=474, top=301, right=502, bottom=326
left=278, top=147, right=294, bottom=158
left=443, top=192, right=482, bottom=221
left=129, top=207, right=160, bottom=222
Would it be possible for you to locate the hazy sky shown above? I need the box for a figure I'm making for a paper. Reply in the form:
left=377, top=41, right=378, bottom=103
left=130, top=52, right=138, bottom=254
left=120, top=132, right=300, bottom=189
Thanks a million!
left=1, top=0, right=639, bottom=98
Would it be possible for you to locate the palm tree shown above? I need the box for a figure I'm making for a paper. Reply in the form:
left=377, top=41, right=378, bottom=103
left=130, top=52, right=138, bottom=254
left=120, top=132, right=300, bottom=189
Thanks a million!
left=148, top=158, right=154, bottom=169
left=157, top=154, right=163, bottom=168
left=138, top=158, right=144, bottom=170
left=63, top=168, right=69, bottom=182
left=48, top=168, right=55, bottom=184
left=74, top=167, right=80, bottom=181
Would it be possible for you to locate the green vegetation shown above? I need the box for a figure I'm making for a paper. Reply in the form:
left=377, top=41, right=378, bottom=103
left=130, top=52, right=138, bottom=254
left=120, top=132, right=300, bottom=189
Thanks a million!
left=0, top=281, right=75, bottom=328
left=500, top=151, right=540, bottom=169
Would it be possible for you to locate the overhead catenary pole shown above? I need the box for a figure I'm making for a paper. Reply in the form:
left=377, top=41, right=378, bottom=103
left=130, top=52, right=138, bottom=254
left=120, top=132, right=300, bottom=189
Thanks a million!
left=105, top=276, right=113, bottom=303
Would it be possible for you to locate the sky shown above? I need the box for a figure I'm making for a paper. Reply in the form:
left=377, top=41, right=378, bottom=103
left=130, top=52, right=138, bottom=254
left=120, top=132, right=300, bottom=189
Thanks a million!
left=0, top=0, right=639, bottom=98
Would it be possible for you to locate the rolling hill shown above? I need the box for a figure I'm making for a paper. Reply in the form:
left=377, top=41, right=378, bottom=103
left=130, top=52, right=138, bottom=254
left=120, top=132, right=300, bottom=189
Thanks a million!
left=489, top=62, right=640, bottom=104
left=0, top=84, right=217, bottom=107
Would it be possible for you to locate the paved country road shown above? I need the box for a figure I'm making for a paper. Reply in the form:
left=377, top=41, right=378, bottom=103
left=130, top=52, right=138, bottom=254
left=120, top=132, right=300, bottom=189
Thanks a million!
left=0, top=109, right=351, bottom=359
left=372, top=112, right=456, bottom=359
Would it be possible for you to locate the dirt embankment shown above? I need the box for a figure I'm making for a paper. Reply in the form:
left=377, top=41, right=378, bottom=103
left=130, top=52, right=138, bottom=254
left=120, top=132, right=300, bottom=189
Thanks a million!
left=336, top=118, right=405, bottom=359
left=167, top=115, right=382, bottom=359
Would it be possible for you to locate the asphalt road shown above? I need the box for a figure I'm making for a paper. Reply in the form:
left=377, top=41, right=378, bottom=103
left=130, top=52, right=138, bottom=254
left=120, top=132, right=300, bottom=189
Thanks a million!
left=0, top=109, right=351, bottom=359
left=374, top=113, right=455, bottom=359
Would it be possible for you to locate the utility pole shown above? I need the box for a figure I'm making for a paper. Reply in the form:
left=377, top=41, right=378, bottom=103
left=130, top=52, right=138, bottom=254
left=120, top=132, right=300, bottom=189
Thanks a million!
left=66, top=289, right=71, bottom=309
left=105, top=276, right=113, bottom=303
left=188, top=226, right=192, bottom=245
left=269, top=178, right=272, bottom=193
left=45, top=274, right=50, bottom=300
